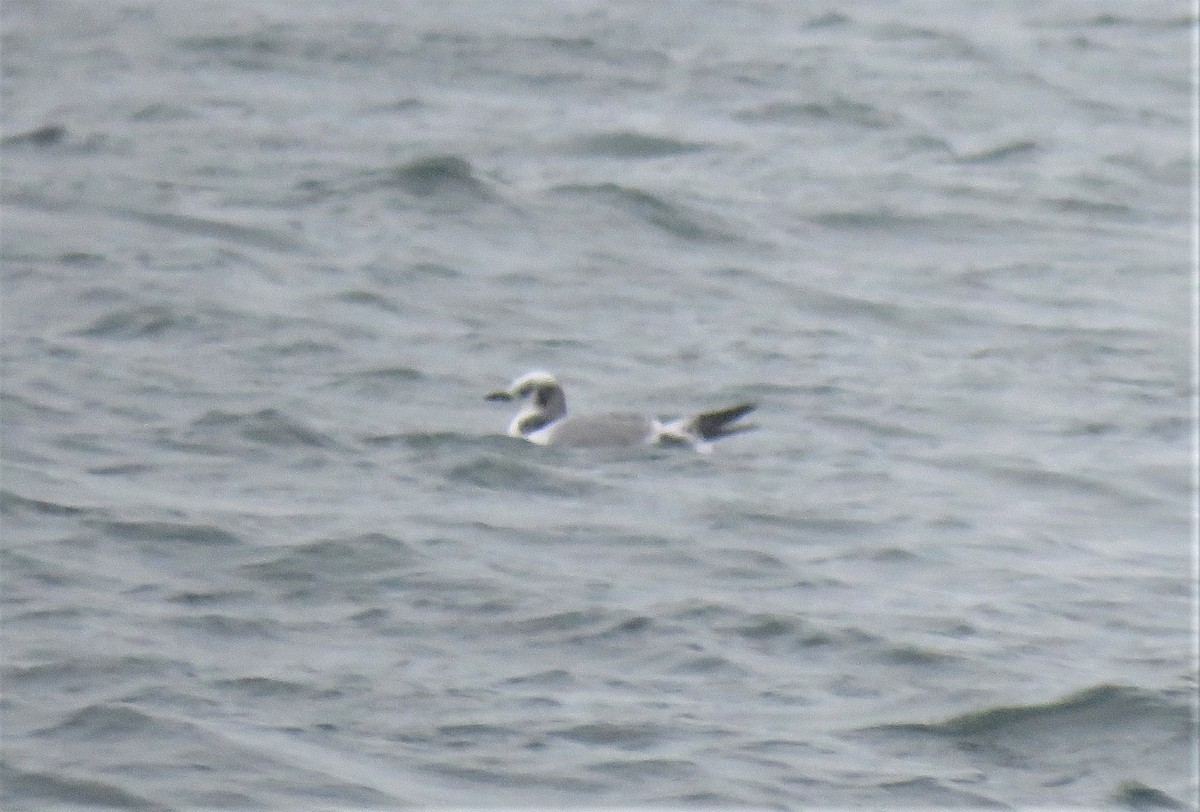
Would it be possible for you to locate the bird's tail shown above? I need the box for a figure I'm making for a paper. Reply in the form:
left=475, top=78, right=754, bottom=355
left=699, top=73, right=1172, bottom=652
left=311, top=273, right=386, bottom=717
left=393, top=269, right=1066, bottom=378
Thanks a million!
left=687, top=402, right=757, bottom=440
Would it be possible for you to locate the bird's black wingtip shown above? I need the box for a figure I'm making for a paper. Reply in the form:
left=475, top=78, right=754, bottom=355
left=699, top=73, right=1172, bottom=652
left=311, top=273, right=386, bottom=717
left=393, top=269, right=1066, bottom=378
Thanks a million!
left=694, top=401, right=758, bottom=440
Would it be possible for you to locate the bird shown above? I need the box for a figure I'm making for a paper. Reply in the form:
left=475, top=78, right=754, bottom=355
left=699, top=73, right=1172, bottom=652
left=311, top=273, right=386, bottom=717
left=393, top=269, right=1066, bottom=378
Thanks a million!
left=484, top=370, right=756, bottom=450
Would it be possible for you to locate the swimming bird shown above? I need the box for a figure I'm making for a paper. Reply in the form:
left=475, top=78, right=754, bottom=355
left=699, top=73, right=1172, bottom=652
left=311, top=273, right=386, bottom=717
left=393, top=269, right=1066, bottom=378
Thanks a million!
left=485, top=370, right=756, bottom=450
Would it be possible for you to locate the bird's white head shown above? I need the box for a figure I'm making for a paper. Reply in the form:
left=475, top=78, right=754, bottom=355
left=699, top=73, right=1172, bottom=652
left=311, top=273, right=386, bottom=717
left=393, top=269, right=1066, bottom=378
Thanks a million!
left=485, top=371, right=567, bottom=438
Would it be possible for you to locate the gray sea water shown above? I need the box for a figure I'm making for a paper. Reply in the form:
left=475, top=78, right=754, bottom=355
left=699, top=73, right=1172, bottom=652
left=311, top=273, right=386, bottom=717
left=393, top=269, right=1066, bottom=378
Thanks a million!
left=2, top=1, right=1197, bottom=809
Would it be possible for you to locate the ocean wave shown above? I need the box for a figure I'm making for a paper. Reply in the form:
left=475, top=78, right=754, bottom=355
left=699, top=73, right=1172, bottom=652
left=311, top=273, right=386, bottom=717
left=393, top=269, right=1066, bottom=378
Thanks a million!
left=864, top=683, right=1189, bottom=740
left=1110, top=780, right=1191, bottom=810
left=548, top=182, right=741, bottom=243
left=0, top=489, right=94, bottom=518
left=378, top=155, right=493, bottom=200
left=3, top=655, right=191, bottom=692
left=238, top=532, right=420, bottom=585
left=0, top=124, right=68, bottom=147
left=73, top=304, right=193, bottom=340
left=447, top=453, right=604, bottom=497
left=0, top=761, right=166, bottom=811
left=559, top=130, right=708, bottom=158
left=549, top=721, right=663, bottom=749
left=32, top=702, right=194, bottom=743
left=186, top=408, right=337, bottom=450
left=88, top=519, right=242, bottom=547
left=736, top=97, right=893, bottom=129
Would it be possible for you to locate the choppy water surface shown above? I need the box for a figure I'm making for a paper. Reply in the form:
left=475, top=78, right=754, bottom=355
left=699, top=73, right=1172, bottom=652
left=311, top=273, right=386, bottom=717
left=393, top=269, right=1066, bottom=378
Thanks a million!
left=2, top=0, right=1196, bottom=808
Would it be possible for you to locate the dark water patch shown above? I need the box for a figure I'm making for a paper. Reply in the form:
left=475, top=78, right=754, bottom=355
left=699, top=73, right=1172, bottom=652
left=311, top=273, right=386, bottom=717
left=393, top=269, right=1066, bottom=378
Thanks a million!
left=32, top=702, right=193, bottom=743
left=89, top=519, right=242, bottom=547
left=805, top=10, right=852, bottom=27
left=368, top=260, right=462, bottom=284
left=380, top=155, right=490, bottom=199
left=874, top=776, right=1005, bottom=807
left=1061, top=418, right=1122, bottom=436
left=1043, top=195, right=1136, bottom=218
left=883, top=643, right=960, bottom=667
left=655, top=789, right=757, bottom=807
left=0, top=761, right=168, bottom=811
left=710, top=507, right=886, bottom=539
left=210, top=676, right=309, bottom=699
left=736, top=97, right=892, bottom=128
left=177, top=28, right=393, bottom=71
left=188, top=789, right=259, bottom=808
left=421, top=761, right=566, bottom=789
left=437, top=722, right=522, bottom=745
left=73, top=304, right=191, bottom=339
left=165, top=588, right=255, bottom=607
left=668, top=651, right=748, bottom=677
left=349, top=606, right=389, bottom=625
left=502, top=669, right=574, bottom=688
left=0, top=548, right=76, bottom=590
left=549, top=182, right=740, bottom=242
left=552, top=721, right=662, bottom=749
left=723, top=613, right=932, bottom=661
left=865, top=684, right=1190, bottom=742
left=561, top=130, right=707, bottom=158
left=809, top=206, right=939, bottom=232
left=293, top=176, right=336, bottom=201
left=1029, top=13, right=1200, bottom=31
left=102, top=206, right=305, bottom=252
left=328, top=365, right=423, bottom=399
left=190, top=408, right=335, bottom=449
left=720, top=612, right=801, bottom=640
left=781, top=279, right=925, bottom=328
left=1143, top=415, right=1189, bottom=443
left=58, top=250, right=107, bottom=264
left=872, top=22, right=987, bottom=60
left=376, top=571, right=510, bottom=614
left=86, top=462, right=157, bottom=476
left=1111, top=780, right=1190, bottom=810
left=665, top=599, right=739, bottom=623
left=4, top=605, right=88, bottom=627
left=506, top=608, right=610, bottom=637
left=171, top=613, right=282, bottom=639
left=0, top=381, right=80, bottom=426
left=362, top=430, right=477, bottom=452
left=566, top=613, right=653, bottom=644
left=448, top=454, right=600, bottom=496
left=0, top=489, right=93, bottom=518
left=863, top=546, right=920, bottom=563
left=332, top=288, right=403, bottom=313
left=129, top=102, right=196, bottom=122
left=1, top=124, right=68, bottom=147
left=980, top=460, right=1157, bottom=507
left=256, top=337, right=342, bottom=358
left=361, top=96, right=423, bottom=115
left=178, top=31, right=286, bottom=69
left=613, top=615, right=653, bottom=633
left=704, top=377, right=815, bottom=400
left=564, top=529, right=673, bottom=549
left=238, top=533, right=419, bottom=585
left=825, top=541, right=923, bottom=566
left=53, top=431, right=121, bottom=457
left=903, top=133, right=955, bottom=156
left=954, top=139, right=1040, bottom=163
left=706, top=546, right=789, bottom=580
left=3, top=655, right=192, bottom=691
left=499, top=608, right=650, bottom=645
left=588, top=757, right=698, bottom=779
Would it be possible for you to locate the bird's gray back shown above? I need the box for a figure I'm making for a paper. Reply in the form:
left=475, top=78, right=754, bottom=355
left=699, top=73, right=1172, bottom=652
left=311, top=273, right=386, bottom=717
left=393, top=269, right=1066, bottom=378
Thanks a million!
left=545, top=413, right=655, bottom=448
